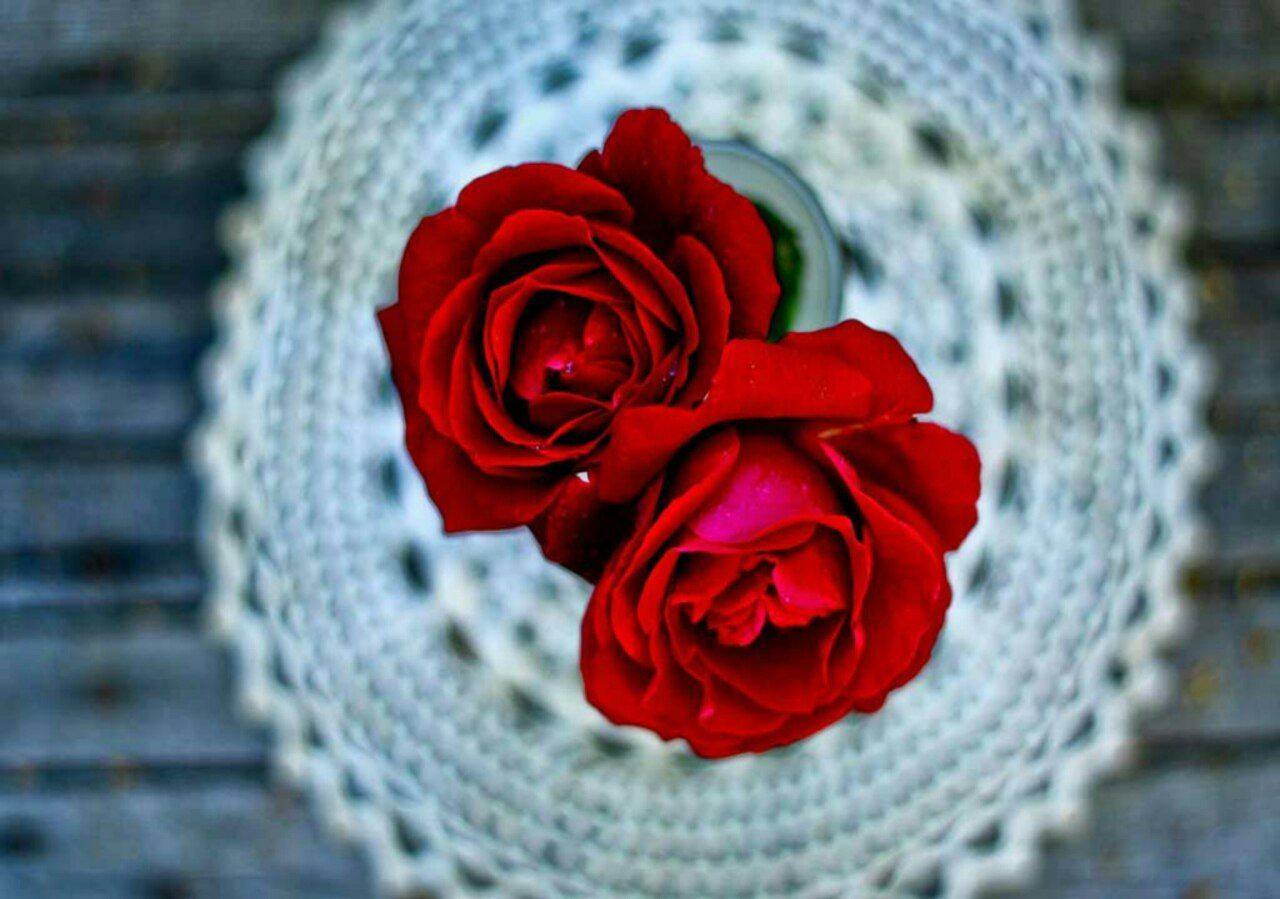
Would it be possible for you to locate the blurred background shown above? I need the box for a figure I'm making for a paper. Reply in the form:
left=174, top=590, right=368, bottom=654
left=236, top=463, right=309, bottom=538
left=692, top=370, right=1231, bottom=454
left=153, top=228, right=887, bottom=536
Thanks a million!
left=0, top=1, right=1276, bottom=896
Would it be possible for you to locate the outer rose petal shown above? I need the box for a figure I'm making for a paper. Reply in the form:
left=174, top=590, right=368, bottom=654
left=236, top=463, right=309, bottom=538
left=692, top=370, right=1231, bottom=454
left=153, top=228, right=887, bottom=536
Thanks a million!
left=397, top=207, right=488, bottom=345
left=843, top=485, right=950, bottom=708
left=665, top=235, right=730, bottom=405
left=581, top=108, right=779, bottom=339
left=827, top=421, right=981, bottom=552
left=455, top=162, right=633, bottom=231
left=411, top=415, right=562, bottom=531
left=378, top=304, right=560, bottom=531
left=597, top=321, right=932, bottom=501
left=530, top=475, right=633, bottom=582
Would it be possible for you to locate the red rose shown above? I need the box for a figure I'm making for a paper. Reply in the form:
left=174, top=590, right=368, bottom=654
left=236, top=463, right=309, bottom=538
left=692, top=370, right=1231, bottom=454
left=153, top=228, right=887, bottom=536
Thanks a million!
left=378, top=109, right=779, bottom=578
left=581, top=322, right=980, bottom=757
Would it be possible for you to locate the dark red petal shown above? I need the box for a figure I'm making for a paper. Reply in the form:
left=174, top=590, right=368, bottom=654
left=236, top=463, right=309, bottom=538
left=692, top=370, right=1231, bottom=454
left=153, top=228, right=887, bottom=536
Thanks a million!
left=399, top=387, right=561, bottom=532
left=530, top=474, right=633, bottom=582
left=456, top=162, right=633, bottom=231
left=382, top=298, right=558, bottom=530
left=844, top=485, right=949, bottom=707
left=769, top=531, right=850, bottom=624
left=586, top=108, right=779, bottom=338
left=666, top=235, right=730, bottom=405
left=418, top=272, right=487, bottom=435
left=396, top=207, right=488, bottom=347
left=625, top=428, right=743, bottom=569
left=673, top=602, right=841, bottom=715
left=599, top=321, right=935, bottom=501
left=591, top=221, right=692, bottom=333
left=462, top=348, right=597, bottom=465
left=470, top=208, right=595, bottom=277
left=825, top=421, right=981, bottom=552
left=507, top=294, right=591, bottom=401
left=683, top=172, right=780, bottom=340
left=376, top=302, right=415, bottom=391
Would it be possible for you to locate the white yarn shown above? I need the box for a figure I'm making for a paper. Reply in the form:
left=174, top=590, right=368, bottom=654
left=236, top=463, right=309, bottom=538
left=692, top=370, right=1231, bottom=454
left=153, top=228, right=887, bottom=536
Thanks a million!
left=193, top=0, right=1212, bottom=895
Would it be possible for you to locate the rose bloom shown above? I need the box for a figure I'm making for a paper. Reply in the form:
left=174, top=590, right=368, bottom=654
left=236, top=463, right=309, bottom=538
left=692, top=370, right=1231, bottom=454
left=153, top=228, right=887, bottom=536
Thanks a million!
left=377, top=109, right=778, bottom=578
left=581, top=322, right=980, bottom=757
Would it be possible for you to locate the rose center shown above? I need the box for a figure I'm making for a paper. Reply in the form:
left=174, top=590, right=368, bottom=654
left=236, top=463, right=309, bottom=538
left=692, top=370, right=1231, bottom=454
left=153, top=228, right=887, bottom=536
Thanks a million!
left=508, top=293, right=632, bottom=404
left=678, top=538, right=848, bottom=649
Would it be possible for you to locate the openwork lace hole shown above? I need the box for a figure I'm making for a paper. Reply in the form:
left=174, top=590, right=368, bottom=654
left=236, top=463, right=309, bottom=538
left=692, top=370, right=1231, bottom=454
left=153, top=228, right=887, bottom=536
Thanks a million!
left=913, top=123, right=954, bottom=167
left=996, top=278, right=1023, bottom=325
left=399, top=544, right=432, bottom=595
left=471, top=106, right=509, bottom=150
left=621, top=32, right=662, bottom=67
left=540, top=59, right=580, bottom=94
left=444, top=620, right=478, bottom=663
left=394, top=815, right=431, bottom=855
left=707, top=14, right=745, bottom=44
left=377, top=455, right=400, bottom=500
left=782, top=26, right=825, bottom=63
left=509, top=686, right=553, bottom=729
left=841, top=238, right=883, bottom=288
left=966, top=820, right=1001, bottom=852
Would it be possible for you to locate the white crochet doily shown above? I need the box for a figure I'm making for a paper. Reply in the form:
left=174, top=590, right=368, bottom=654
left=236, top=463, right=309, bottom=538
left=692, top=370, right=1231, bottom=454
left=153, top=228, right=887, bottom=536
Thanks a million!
left=193, top=0, right=1212, bottom=895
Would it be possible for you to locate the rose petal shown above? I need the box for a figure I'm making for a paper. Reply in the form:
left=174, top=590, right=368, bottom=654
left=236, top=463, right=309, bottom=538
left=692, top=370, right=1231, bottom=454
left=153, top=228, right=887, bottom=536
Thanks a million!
left=530, top=473, right=633, bottom=582
left=600, top=321, right=934, bottom=501
left=584, top=108, right=779, bottom=338
left=769, top=530, right=849, bottom=624
left=666, top=235, right=730, bottom=405
left=844, top=485, right=949, bottom=708
left=408, top=404, right=561, bottom=532
left=683, top=431, right=843, bottom=543
left=825, top=421, right=981, bottom=552
left=675, top=604, right=844, bottom=715
left=470, top=208, right=595, bottom=278
left=456, top=162, right=633, bottom=231
left=396, top=207, right=488, bottom=346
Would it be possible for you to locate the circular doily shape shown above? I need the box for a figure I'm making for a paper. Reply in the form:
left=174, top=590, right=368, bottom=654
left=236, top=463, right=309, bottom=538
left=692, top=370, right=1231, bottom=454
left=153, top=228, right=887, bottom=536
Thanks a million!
left=194, top=1, right=1212, bottom=895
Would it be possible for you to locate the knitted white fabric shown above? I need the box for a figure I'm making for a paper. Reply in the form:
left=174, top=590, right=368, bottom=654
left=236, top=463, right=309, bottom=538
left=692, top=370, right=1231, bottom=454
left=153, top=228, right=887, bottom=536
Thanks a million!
left=193, top=0, right=1212, bottom=895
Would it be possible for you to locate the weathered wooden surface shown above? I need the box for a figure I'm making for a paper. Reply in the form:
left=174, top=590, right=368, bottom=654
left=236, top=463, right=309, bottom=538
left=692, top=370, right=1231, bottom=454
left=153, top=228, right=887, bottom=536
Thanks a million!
left=0, top=0, right=1276, bottom=896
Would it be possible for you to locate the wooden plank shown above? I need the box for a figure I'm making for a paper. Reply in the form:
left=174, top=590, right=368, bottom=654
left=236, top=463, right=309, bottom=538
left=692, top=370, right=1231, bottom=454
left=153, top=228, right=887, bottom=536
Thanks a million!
left=1123, top=44, right=1280, bottom=111
left=0, top=210, right=222, bottom=271
left=0, top=1, right=338, bottom=78
left=0, top=463, right=195, bottom=552
left=0, top=232, right=223, bottom=296
left=1078, top=0, right=1280, bottom=42
left=1200, top=435, right=1280, bottom=569
left=1202, top=321, right=1280, bottom=435
left=997, top=753, right=1280, bottom=898
left=0, top=93, right=273, bottom=148
left=0, top=141, right=244, bottom=215
left=0, top=628, right=263, bottom=768
left=1160, top=114, right=1280, bottom=253
left=1146, top=589, right=1280, bottom=746
left=0, top=782, right=369, bottom=898
left=0, top=297, right=206, bottom=444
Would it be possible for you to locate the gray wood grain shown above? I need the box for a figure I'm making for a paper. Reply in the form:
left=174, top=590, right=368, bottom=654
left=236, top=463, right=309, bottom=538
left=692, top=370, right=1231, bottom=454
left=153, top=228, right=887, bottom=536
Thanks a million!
left=0, top=628, right=264, bottom=769
left=0, top=297, right=206, bottom=445
left=0, top=463, right=195, bottom=551
left=0, top=0, right=339, bottom=82
left=1008, top=755, right=1280, bottom=898
left=0, top=141, right=244, bottom=215
left=1145, top=590, right=1280, bottom=746
left=0, top=782, right=368, bottom=899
